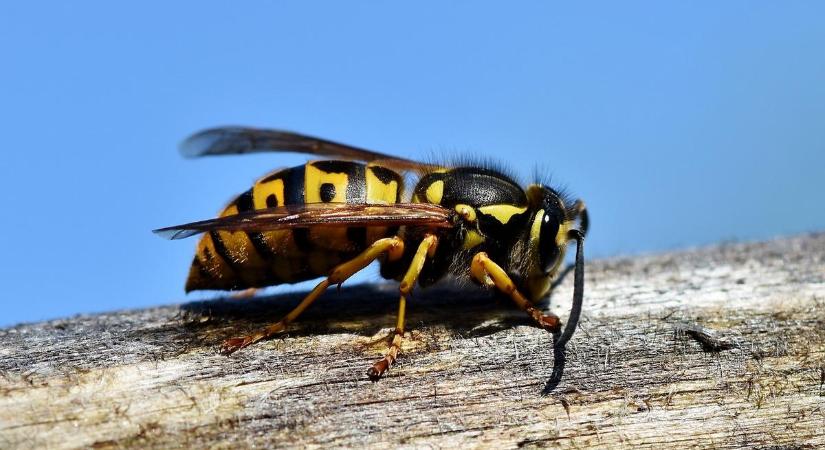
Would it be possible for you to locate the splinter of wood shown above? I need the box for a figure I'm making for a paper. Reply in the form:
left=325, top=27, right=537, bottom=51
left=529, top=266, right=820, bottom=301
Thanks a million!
left=674, top=322, right=737, bottom=352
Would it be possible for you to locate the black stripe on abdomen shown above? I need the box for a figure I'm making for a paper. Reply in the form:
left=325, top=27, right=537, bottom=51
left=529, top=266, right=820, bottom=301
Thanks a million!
left=282, top=165, right=306, bottom=205
left=208, top=231, right=245, bottom=288
left=281, top=165, right=312, bottom=251
left=235, top=189, right=278, bottom=260
left=343, top=163, right=367, bottom=249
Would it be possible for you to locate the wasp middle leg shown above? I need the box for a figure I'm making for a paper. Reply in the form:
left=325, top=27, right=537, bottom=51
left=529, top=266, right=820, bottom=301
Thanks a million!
left=220, top=236, right=406, bottom=354
left=367, top=233, right=438, bottom=380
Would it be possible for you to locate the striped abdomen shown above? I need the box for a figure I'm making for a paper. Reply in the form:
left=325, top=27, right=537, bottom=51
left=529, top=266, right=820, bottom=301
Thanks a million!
left=186, top=161, right=403, bottom=292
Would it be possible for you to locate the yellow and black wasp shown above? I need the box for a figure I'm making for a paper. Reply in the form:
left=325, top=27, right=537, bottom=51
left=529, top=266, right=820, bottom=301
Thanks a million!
left=155, top=127, right=588, bottom=379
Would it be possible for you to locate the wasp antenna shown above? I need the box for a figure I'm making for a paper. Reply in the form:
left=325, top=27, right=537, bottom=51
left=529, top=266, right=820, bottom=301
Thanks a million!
left=554, top=229, right=584, bottom=350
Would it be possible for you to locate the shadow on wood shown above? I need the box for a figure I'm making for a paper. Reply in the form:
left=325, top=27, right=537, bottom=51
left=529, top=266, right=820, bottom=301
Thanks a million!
left=176, top=282, right=538, bottom=341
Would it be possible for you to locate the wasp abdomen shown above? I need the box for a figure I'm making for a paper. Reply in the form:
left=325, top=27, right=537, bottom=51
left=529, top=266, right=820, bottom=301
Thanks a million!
left=185, top=161, right=403, bottom=292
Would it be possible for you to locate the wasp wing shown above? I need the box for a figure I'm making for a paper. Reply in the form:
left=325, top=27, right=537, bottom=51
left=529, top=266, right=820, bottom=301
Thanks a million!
left=154, top=203, right=455, bottom=240
left=180, top=126, right=436, bottom=172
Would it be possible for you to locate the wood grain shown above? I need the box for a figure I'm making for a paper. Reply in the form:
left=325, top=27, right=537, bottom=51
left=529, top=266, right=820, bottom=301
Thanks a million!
left=1, top=234, right=824, bottom=449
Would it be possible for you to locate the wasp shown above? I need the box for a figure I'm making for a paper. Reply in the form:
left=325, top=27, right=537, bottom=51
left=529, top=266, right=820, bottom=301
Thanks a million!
left=155, top=127, right=588, bottom=379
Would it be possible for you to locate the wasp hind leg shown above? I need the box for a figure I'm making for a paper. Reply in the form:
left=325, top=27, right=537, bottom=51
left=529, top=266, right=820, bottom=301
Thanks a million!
left=367, top=295, right=407, bottom=380
left=220, top=236, right=406, bottom=355
left=368, top=234, right=438, bottom=380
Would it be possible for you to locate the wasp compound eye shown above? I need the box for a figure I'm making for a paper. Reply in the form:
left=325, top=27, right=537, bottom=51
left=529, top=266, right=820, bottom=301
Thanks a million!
left=539, top=211, right=561, bottom=274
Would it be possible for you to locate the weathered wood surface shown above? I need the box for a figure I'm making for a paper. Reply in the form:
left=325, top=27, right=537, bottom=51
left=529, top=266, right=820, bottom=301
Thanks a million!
left=2, top=234, right=824, bottom=449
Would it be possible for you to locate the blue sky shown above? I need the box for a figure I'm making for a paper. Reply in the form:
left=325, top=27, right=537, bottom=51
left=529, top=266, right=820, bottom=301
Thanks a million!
left=1, top=2, right=824, bottom=326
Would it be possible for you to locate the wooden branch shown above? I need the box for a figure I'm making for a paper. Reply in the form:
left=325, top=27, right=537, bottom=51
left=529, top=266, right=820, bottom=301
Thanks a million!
left=2, top=234, right=824, bottom=449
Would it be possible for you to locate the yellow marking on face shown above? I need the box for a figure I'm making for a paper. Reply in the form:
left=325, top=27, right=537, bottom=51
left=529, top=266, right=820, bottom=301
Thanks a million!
left=425, top=180, right=444, bottom=204
left=529, top=210, right=544, bottom=254
left=478, top=204, right=528, bottom=224
left=524, top=211, right=573, bottom=302
left=454, top=204, right=477, bottom=222
left=305, top=164, right=348, bottom=203
left=556, top=220, right=572, bottom=247
left=252, top=178, right=285, bottom=209
left=462, top=229, right=485, bottom=249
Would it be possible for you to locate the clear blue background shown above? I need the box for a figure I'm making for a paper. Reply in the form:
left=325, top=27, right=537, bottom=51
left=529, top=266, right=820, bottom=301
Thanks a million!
left=2, top=2, right=824, bottom=326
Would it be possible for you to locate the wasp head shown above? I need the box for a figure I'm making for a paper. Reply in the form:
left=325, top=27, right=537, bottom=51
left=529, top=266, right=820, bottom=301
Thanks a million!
left=517, top=184, right=578, bottom=302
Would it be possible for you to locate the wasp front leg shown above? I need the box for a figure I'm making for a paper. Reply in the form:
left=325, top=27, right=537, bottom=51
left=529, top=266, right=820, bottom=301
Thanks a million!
left=367, top=234, right=438, bottom=380
left=470, top=252, right=561, bottom=332
left=220, top=236, right=406, bottom=354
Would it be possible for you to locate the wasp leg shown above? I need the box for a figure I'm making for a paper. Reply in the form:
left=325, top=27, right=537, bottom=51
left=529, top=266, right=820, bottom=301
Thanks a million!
left=367, top=234, right=438, bottom=380
left=470, top=252, right=561, bottom=332
left=220, top=236, right=406, bottom=355
left=367, top=294, right=407, bottom=380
